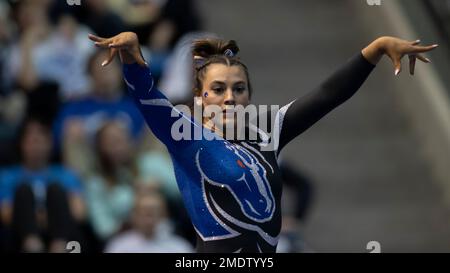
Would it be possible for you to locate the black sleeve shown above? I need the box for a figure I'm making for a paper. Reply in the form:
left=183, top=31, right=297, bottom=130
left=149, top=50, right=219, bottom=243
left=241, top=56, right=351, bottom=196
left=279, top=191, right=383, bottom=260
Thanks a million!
left=275, top=52, right=376, bottom=154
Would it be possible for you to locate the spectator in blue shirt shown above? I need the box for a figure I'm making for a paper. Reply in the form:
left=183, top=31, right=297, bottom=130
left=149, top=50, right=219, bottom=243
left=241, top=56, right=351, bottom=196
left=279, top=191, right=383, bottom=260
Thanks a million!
left=53, top=50, right=145, bottom=177
left=0, top=118, right=86, bottom=252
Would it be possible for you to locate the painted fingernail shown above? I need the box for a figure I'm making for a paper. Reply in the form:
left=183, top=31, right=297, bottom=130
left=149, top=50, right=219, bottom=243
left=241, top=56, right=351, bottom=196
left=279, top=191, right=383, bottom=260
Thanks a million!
left=426, top=58, right=431, bottom=63
left=395, top=69, right=400, bottom=76
left=101, top=61, right=107, bottom=67
left=432, top=44, right=439, bottom=47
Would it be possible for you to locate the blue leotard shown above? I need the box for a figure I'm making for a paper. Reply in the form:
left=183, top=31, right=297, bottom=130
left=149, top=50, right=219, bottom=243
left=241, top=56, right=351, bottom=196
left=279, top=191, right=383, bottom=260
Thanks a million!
left=123, top=52, right=375, bottom=252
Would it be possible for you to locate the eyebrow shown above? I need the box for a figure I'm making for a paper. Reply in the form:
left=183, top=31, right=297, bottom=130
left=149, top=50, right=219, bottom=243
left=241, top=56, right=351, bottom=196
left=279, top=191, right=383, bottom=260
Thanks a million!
left=209, top=80, right=247, bottom=86
left=210, top=81, right=226, bottom=86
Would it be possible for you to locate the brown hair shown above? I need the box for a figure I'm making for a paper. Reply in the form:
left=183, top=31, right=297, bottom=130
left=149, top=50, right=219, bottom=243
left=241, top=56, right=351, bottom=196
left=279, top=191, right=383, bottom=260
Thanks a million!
left=191, top=38, right=252, bottom=97
left=94, top=121, right=137, bottom=185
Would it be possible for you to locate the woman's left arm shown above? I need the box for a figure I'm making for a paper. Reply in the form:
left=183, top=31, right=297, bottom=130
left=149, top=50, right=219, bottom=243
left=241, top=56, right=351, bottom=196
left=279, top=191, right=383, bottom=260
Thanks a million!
left=273, top=37, right=438, bottom=155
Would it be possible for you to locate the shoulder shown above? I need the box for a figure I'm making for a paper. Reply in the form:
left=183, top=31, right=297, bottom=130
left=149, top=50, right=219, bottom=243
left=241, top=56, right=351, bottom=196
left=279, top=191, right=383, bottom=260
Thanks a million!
left=0, top=166, right=24, bottom=183
left=85, top=175, right=105, bottom=190
left=63, top=97, right=92, bottom=110
left=47, top=165, right=83, bottom=190
left=48, top=165, right=78, bottom=178
left=117, top=96, right=141, bottom=111
left=104, top=231, right=141, bottom=253
left=163, top=235, right=194, bottom=252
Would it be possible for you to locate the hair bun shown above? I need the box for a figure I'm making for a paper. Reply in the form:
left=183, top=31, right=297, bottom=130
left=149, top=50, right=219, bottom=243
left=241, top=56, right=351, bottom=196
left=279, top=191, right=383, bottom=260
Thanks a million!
left=192, top=39, right=240, bottom=59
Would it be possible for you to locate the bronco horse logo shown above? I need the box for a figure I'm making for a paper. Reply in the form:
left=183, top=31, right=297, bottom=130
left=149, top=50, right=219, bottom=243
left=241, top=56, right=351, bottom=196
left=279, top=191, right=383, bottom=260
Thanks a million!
left=196, top=142, right=276, bottom=224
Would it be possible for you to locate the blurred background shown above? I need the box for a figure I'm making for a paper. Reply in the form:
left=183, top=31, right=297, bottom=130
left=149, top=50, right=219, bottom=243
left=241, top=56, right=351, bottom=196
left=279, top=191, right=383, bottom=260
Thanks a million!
left=0, top=0, right=449, bottom=253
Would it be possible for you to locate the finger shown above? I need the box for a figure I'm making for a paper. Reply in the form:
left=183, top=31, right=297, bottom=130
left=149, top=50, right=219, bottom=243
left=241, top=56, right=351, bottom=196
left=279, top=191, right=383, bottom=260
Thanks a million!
left=101, top=48, right=118, bottom=67
left=410, top=39, right=421, bottom=46
left=407, top=44, right=439, bottom=54
left=416, top=54, right=431, bottom=63
left=109, top=40, right=128, bottom=49
left=393, top=57, right=402, bottom=76
left=94, top=37, right=113, bottom=48
left=132, top=51, right=147, bottom=67
left=408, top=55, right=416, bottom=75
left=88, top=34, right=105, bottom=42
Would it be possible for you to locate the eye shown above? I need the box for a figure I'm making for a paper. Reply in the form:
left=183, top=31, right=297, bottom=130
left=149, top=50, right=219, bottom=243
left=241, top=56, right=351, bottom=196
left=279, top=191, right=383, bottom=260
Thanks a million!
left=234, top=86, right=246, bottom=93
left=212, top=87, right=225, bottom=93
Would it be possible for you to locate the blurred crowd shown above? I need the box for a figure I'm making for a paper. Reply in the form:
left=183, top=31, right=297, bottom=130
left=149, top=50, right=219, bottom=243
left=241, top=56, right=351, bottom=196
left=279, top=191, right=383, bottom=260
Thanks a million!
left=0, top=0, right=313, bottom=253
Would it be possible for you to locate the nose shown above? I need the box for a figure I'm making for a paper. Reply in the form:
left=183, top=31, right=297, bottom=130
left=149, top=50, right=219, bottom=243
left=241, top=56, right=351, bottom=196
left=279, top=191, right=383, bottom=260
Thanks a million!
left=223, top=88, right=235, bottom=105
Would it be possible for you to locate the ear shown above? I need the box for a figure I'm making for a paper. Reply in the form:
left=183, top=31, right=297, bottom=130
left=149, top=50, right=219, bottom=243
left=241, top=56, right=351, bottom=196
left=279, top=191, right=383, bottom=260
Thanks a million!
left=193, top=86, right=202, bottom=97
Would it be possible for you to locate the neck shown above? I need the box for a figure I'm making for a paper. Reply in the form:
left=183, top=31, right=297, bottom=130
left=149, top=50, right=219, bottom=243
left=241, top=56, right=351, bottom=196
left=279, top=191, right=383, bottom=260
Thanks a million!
left=93, top=86, right=121, bottom=101
left=23, top=159, right=47, bottom=171
left=203, top=120, right=246, bottom=141
left=140, top=229, right=155, bottom=240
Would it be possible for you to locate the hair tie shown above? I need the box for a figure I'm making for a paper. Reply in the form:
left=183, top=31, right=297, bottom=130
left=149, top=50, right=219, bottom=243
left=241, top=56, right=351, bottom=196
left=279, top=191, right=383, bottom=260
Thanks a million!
left=194, top=56, right=207, bottom=69
left=224, top=49, right=235, bottom=57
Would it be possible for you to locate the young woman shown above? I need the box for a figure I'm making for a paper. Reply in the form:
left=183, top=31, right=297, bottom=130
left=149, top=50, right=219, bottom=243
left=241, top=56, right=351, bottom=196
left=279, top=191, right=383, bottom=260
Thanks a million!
left=85, top=121, right=136, bottom=242
left=88, top=32, right=437, bottom=253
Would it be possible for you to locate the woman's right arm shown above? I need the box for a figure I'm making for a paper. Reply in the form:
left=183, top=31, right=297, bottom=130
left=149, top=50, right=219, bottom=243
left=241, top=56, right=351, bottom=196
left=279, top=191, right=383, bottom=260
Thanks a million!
left=88, top=32, right=191, bottom=151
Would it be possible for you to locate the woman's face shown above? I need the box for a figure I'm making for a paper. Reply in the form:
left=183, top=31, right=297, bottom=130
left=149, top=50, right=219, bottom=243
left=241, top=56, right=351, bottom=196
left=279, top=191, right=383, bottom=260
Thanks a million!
left=132, top=194, right=166, bottom=237
left=21, top=121, right=52, bottom=167
left=98, top=122, right=132, bottom=166
left=200, top=63, right=250, bottom=131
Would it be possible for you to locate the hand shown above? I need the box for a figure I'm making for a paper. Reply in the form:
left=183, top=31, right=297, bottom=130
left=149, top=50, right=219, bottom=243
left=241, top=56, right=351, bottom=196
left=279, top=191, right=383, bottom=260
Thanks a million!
left=362, top=36, right=438, bottom=75
left=88, top=32, right=147, bottom=67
